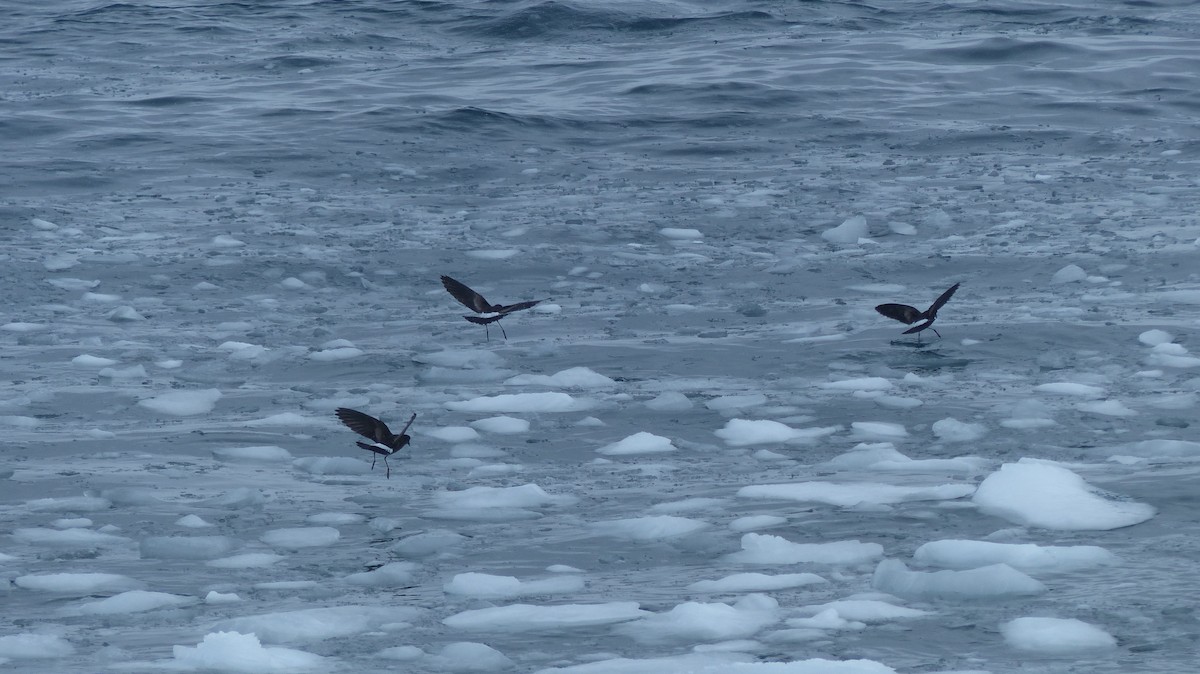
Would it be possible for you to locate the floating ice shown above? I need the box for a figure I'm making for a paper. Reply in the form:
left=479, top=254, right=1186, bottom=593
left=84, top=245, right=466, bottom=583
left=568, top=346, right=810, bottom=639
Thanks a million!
left=0, top=633, right=75, bottom=659
left=292, top=457, right=372, bottom=475
left=1001, top=617, right=1116, bottom=654
left=797, top=599, right=930, bottom=622
left=260, top=527, right=340, bottom=549
left=138, top=388, right=222, bottom=416
left=591, top=515, right=708, bottom=541
left=614, top=594, right=779, bottom=645
left=506, top=367, right=615, bottom=388
left=659, top=227, right=703, bottom=240
left=107, top=306, right=145, bottom=321
left=597, top=432, right=676, bottom=455
left=212, top=606, right=421, bottom=643
left=470, top=416, right=530, bottom=434
left=389, top=530, right=468, bottom=558
left=444, top=572, right=584, bottom=598
left=931, top=418, right=987, bottom=442
left=447, top=392, right=589, bottom=413
left=821, top=377, right=892, bottom=391
left=13, top=528, right=129, bottom=548
left=644, top=391, right=693, bottom=411
left=26, top=495, right=111, bottom=512
left=141, top=536, right=237, bottom=560
left=688, top=572, right=827, bottom=593
left=1138, top=329, right=1174, bottom=346
left=15, top=572, right=142, bottom=593
left=1050, top=264, right=1087, bottom=283
left=426, top=426, right=481, bottom=443
left=705, top=394, right=768, bottom=411
left=309, top=347, right=363, bottom=361
left=245, top=412, right=326, bottom=427
left=913, top=539, right=1118, bottom=572
left=171, top=631, right=326, bottom=672
left=872, top=560, right=1045, bottom=600
left=72, top=354, right=117, bottom=367
left=431, top=642, right=515, bottom=672
left=77, top=590, right=194, bottom=615
left=848, top=421, right=908, bottom=440
left=973, top=461, right=1155, bottom=530
left=415, top=349, right=506, bottom=369
left=213, top=446, right=293, bottom=462
left=1117, top=439, right=1200, bottom=460
left=435, top=484, right=575, bottom=510
left=822, top=443, right=988, bottom=475
left=822, top=215, right=869, bottom=244
left=534, top=654, right=897, bottom=673
left=738, top=481, right=974, bottom=507
left=444, top=602, right=648, bottom=631
left=1034, top=382, right=1103, bottom=397
left=1077, top=399, right=1137, bottom=417
left=715, top=419, right=841, bottom=447
left=727, top=534, right=884, bottom=565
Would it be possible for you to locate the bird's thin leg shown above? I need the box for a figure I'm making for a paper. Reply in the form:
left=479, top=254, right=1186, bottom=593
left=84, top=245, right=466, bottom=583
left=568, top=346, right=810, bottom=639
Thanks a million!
left=483, top=324, right=490, bottom=342
left=384, top=455, right=391, bottom=480
left=370, top=454, right=377, bottom=470
left=932, top=327, right=942, bottom=339
left=498, top=320, right=508, bottom=341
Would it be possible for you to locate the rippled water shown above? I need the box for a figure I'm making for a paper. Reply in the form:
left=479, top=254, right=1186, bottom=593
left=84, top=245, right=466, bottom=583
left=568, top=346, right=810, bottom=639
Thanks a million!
left=3, top=1, right=1200, bottom=672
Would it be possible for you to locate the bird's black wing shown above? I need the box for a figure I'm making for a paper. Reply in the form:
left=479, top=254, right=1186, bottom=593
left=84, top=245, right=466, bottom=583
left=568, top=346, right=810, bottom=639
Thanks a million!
left=875, top=303, right=922, bottom=325
left=335, top=407, right=392, bottom=442
left=496, top=299, right=541, bottom=315
left=441, top=275, right=492, bottom=313
left=463, top=314, right=503, bottom=325
left=902, top=319, right=935, bottom=335
left=926, top=282, right=960, bottom=314
left=398, top=412, right=416, bottom=436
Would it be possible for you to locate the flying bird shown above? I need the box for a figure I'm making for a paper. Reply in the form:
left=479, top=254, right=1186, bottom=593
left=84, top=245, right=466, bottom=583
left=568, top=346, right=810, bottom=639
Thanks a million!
left=875, top=282, right=960, bottom=341
left=334, top=407, right=416, bottom=479
left=440, top=275, right=543, bottom=341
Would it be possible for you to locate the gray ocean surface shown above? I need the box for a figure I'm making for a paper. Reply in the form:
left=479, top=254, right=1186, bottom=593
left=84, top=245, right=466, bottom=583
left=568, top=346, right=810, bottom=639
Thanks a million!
left=3, top=0, right=1200, bottom=672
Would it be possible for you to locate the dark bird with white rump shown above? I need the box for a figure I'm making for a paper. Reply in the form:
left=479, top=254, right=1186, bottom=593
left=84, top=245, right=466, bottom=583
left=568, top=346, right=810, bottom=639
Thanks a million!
left=875, top=282, right=960, bottom=342
left=334, top=407, right=416, bottom=479
left=440, top=275, right=543, bottom=341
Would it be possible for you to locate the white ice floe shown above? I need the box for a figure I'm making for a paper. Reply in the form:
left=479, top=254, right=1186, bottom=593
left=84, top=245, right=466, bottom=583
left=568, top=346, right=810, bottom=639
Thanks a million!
left=389, top=530, right=468, bottom=558
left=414, top=349, right=506, bottom=369
left=435, top=484, right=575, bottom=510
left=1050, top=264, right=1087, bottom=283
left=308, top=347, right=363, bottom=361
left=292, top=457, right=372, bottom=475
left=872, top=560, right=1045, bottom=600
left=913, top=539, right=1118, bottom=572
left=1115, top=439, right=1200, bottom=460
left=614, top=594, right=779, bottom=645
left=659, top=227, right=703, bottom=240
left=726, top=534, right=883, bottom=565
left=15, top=572, right=142, bottom=593
left=820, top=377, right=892, bottom=391
left=705, top=394, right=768, bottom=411
left=848, top=421, right=908, bottom=440
left=505, top=367, right=615, bottom=388
left=822, top=215, right=869, bottom=244
left=260, top=527, right=340, bottom=549
left=644, top=391, right=693, bottom=411
left=71, top=354, right=117, bottom=367
left=534, top=654, right=896, bottom=673
left=1144, top=342, right=1200, bottom=368
left=688, top=572, right=827, bottom=593
left=821, top=443, right=988, bottom=475
left=443, top=602, right=648, bottom=631
left=444, top=572, right=584, bottom=598
left=738, top=481, right=974, bottom=507
left=1076, top=399, right=1137, bottom=417
left=429, top=642, right=514, bottom=672
left=12, top=528, right=129, bottom=548
left=470, top=416, right=531, bottom=434
left=26, top=496, right=111, bottom=512
left=796, top=598, right=930, bottom=622
left=597, top=431, right=677, bottom=455
left=1000, top=616, right=1116, bottom=654
left=140, top=536, right=237, bottom=560
left=447, top=392, right=590, bottom=413
left=170, top=631, right=325, bottom=672
left=1034, top=382, right=1104, bottom=397
left=1138, top=329, right=1173, bottom=346
left=76, top=590, right=194, bottom=615
left=972, top=461, right=1155, bottom=530
left=212, top=606, right=420, bottom=643
left=931, top=418, right=987, bottom=442
left=426, top=426, right=481, bottom=443
left=0, top=633, right=75, bottom=659
left=213, top=445, right=293, bottom=462
left=138, top=388, right=222, bottom=416
left=715, top=419, right=841, bottom=447
left=591, top=515, right=708, bottom=541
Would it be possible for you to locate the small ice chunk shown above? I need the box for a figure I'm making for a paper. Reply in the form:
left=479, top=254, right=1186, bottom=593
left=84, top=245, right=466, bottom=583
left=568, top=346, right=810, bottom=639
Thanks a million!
left=821, top=377, right=892, bottom=391
left=715, top=419, right=840, bottom=447
left=171, top=631, right=325, bottom=671
left=77, top=590, right=194, bottom=615
left=913, top=539, right=1118, bottom=572
left=175, top=514, right=213, bottom=528
left=822, top=215, right=869, bottom=244
left=72, top=354, right=117, bottom=367
left=1077, top=400, right=1136, bottom=417
left=432, top=642, right=514, bottom=672
left=615, top=594, right=780, bottom=645
left=931, top=418, right=987, bottom=442
left=138, top=389, right=222, bottom=416
left=1034, top=382, right=1104, bottom=397
left=592, top=515, right=708, bottom=541
left=343, top=562, right=418, bottom=587
left=645, top=391, right=693, bottom=411
left=597, top=431, right=676, bottom=455
left=470, top=416, right=530, bottom=434
left=213, top=446, right=293, bottom=462
left=660, top=227, right=703, bottom=240
left=871, top=559, right=1045, bottom=600
left=1138, top=329, right=1173, bottom=346
left=260, top=527, right=340, bottom=549
left=15, top=572, right=141, bottom=593
left=107, top=306, right=145, bottom=322
left=849, top=422, right=908, bottom=440
left=446, top=392, right=588, bottom=413
left=212, top=606, right=420, bottom=643
left=0, top=633, right=75, bottom=659
left=726, top=533, right=883, bottom=565
left=506, top=367, right=615, bottom=388
left=1051, top=264, right=1087, bottom=284
left=973, top=461, right=1155, bottom=530
left=705, top=394, right=768, bottom=411
left=443, top=602, right=648, bottom=631
left=1001, top=616, right=1116, bottom=654
left=688, top=572, right=827, bottom=593
left=443, top=572, right=584, bottom=598
left=309, top=347, right=363, bottom=361
left=739, top=481, right=973, bottom=507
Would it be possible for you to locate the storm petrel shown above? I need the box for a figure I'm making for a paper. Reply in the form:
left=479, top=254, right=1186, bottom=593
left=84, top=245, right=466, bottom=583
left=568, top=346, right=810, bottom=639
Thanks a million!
left=440, top=275, right=543, bottom=341
left=334, top=407, right=416, bottom=479
left=875, top=282, right=960, bottom=341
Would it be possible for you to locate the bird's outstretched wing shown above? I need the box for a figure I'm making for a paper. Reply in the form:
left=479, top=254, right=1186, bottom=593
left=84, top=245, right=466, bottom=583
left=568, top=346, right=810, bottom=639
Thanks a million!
left=397, top=412, right=417, bottom=436
left=875, top=303, right=922, bottom=325
left=902, top=319, right=935, bottom=335
left=926, top=283, right=960, bottom=315
left=335, top=407, right=392, bottom=442
left=441, top=275, right=492, bottom=313
left=496, top=299, right=541, bottom=315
